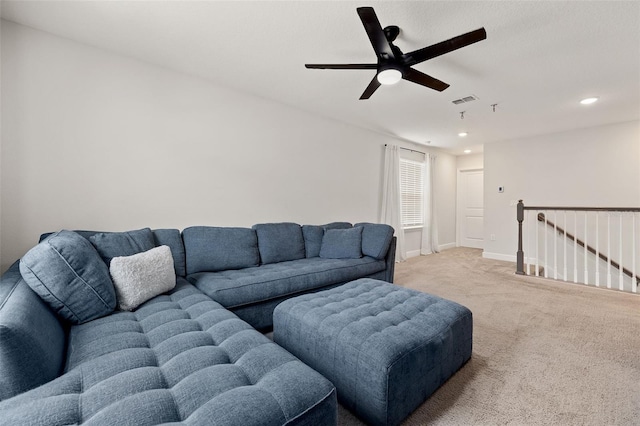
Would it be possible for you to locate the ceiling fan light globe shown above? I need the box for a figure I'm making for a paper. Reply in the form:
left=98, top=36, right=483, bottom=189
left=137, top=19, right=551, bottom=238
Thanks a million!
left=580, top=97, right=598, bottom=105
left=377, top=69, right=402, bottom=85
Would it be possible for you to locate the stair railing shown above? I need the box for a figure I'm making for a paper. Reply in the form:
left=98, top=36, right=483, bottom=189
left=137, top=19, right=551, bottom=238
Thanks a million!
left=516, top=200, right=640, bottom=293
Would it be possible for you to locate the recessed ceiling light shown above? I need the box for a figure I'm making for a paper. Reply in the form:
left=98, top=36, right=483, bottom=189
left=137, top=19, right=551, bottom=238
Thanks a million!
left=580, top=97, right=598, bottom=105
left=464, top=149, right=472, bottom=154
left=458, top=132, right=468, bottom=137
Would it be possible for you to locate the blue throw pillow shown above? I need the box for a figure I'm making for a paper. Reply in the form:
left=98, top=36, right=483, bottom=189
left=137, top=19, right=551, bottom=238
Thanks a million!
left=89, top=228, right=155, bottom=266
left=303, top=222, right=353, bottom=258
left=19, top=230, right=116, bottom=324
left=319, top=227, right=363, bottom=259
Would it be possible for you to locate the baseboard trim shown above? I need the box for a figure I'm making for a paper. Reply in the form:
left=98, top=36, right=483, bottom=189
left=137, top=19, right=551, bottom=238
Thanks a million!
left=438, top=242, right=456, bottom=251
left=407, top=242, right=455, bottom=258
left=482, top=252, right=517, bottom=263
left=407, top=249, right=421, bottom=258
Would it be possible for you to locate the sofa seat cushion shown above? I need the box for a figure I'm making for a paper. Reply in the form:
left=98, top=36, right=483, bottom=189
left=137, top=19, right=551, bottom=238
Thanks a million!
left=0, top=279, right=337, bottom=425
left=187, top=256, right=386, bottom=309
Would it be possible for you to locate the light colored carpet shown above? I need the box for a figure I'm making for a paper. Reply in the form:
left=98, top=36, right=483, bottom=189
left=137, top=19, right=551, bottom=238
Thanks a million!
left=338, top=247, right=640, bottom=425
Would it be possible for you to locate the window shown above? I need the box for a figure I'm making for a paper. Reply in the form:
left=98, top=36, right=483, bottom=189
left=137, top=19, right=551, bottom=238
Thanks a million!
left=400, top=158, right=424, bottom=228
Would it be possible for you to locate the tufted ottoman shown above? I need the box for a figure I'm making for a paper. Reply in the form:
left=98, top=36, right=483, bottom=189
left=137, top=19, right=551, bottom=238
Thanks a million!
left=273, top=278, right=472, bottom=426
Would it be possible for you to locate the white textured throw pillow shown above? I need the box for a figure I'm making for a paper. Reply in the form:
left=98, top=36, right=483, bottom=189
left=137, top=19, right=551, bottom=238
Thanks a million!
left=109, top=245, right=176, bottom=311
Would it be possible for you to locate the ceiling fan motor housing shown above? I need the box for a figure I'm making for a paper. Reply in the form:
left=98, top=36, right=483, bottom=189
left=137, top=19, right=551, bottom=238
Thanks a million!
left=383, top=25, right=400, bottom=42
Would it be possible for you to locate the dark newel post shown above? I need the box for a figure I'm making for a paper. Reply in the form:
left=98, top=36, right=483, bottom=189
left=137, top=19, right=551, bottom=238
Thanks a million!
left=516, top=200, right=525, bottom=275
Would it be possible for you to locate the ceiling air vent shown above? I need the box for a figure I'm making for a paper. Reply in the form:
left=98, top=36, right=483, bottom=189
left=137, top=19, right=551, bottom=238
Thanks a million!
left=452, top=95, right=479, bottom=105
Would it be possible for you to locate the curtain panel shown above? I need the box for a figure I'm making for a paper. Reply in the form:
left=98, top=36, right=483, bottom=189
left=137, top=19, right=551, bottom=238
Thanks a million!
left=380, top=144, right=406, bottom=262
left=421, top=153, right=439, bottom=255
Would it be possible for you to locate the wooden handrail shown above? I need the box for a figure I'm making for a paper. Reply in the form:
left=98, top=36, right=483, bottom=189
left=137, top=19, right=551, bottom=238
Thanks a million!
left=537, top=213, right=639, bottom=283
left=524, top=206, right=640, bottom=212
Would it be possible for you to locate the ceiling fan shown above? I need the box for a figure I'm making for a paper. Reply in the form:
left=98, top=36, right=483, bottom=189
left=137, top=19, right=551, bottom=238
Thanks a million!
left=305, top=7, right=487, bottom=100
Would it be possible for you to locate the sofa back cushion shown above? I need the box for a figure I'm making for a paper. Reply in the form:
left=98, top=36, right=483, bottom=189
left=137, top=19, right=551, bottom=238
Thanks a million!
left=40, top=229, right=187, bottom=277
left=20, top=230, right=116, bottom=324
left=89, top=228, right=156, bottom=266
left=152, top=229, right=187, bottom=277
left=183, top=226, right=260, bottom=274
left=252, top=223, right=305, bottom=265
left=303, top=222, right=353, bottom=258
left=0, top=262, right=66, bottom=401
left=355, top=223, right=395, bottom=260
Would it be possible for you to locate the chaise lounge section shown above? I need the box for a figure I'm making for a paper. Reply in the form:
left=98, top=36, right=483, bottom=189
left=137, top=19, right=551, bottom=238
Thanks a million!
left=0, top=276, right=337, bottom=425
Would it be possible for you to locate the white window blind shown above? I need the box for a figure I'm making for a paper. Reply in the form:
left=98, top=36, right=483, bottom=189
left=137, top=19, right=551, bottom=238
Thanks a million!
left=400, top=158, right=424, bottom=228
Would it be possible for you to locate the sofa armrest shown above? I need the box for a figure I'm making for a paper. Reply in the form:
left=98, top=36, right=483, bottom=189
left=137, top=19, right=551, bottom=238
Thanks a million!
left=384, top=237, right=396, bottom=283
left=0, top=262, right=66, bottom=400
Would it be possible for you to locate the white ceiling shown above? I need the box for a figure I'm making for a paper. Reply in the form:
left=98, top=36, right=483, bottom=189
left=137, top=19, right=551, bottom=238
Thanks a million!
left=2, top=1, right=639, bottom=155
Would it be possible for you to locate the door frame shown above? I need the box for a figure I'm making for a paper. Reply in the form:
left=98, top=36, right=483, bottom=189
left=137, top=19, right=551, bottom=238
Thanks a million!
left=456, top=168, right=484, bottom=248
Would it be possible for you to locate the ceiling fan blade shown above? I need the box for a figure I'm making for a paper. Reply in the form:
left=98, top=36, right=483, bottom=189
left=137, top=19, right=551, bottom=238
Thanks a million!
left=359, top=75, right=382, bottom=100
left=402, top=68, right=450, bottom=91
left=305, top=64, right=377, bottom=70
left=403, top=28, right=487, bottom=66
left=356, top=7, right=395, bottom=60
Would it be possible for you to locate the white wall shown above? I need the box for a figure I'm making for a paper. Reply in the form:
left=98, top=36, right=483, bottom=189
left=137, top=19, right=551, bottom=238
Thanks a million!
left=457, top=153, right=483, bottom=171
left=0, top=21, right=457, bottom=271
left=436, top=151, right=457, bottom=249
left=483, top=120, right=640, bottom=261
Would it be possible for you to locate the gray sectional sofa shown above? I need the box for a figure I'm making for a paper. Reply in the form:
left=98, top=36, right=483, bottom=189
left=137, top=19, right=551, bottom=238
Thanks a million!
left=0, top=221, right=395, bottom=425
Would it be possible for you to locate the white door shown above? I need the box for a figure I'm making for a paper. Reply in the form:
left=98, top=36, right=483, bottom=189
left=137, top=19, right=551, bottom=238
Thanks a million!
left=457, top=169, right=484, bottom=249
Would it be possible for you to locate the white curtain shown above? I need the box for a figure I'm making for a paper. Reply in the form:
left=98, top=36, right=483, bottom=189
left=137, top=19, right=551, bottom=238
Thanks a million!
left=380, top=144, right=406, bottom=262
left=421, top=153, right=439, bottom=255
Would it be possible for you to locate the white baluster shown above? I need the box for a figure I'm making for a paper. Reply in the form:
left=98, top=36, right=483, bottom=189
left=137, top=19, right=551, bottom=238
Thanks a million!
left=573, top=212, right=578, bottom=283
left=554, top=211, right=558, bottom=280
left=535, top=211, right=539, bottom=277
left=595, top=213, right=600, bottom=287
left=584, top=212, right=588, bottom=285
left=619, top=213, right=624, bottom=291
left=544, top=211, right=548, bottom=278
left=633, top=213, right=637, bottom=294
left=563, top=211, right=568, bottom=281
left=607, top=213, right=611, bottom=289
